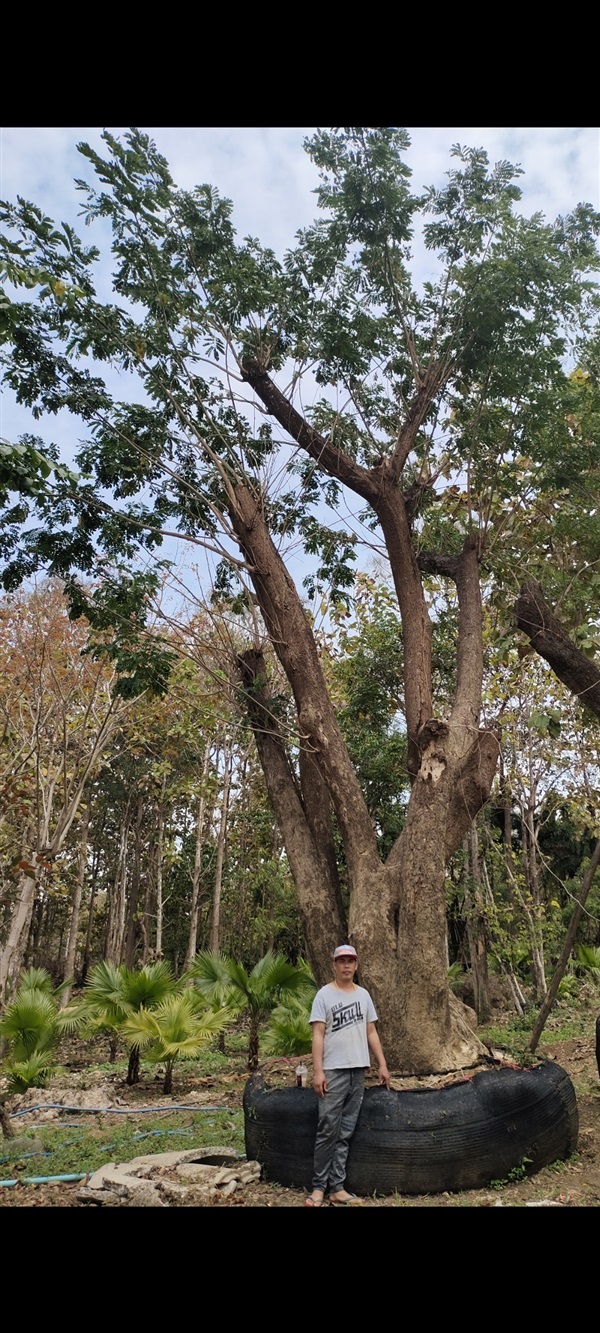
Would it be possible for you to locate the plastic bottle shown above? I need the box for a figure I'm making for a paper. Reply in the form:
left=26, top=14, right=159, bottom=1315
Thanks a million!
left=295, top=1062, right=308, bottom=1088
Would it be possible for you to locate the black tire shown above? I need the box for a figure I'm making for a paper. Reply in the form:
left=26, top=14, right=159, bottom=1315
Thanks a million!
left=243, top=1060, right=578, bottom=1195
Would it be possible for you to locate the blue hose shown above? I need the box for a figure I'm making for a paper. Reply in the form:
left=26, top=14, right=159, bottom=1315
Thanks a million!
left=1, top=1104, right=240, bottom=1187
left=10, top=1103, right=231, bottom=1117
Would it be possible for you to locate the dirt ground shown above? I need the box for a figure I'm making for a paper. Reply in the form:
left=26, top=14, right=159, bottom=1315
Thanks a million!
left=1, top=1027, right=599, bottom=1208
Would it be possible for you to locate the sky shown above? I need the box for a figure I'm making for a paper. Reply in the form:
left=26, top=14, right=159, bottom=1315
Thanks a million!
left=1, top=126, right=599, bottom=604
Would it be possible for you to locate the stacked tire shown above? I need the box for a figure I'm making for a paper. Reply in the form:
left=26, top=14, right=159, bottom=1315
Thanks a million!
left=243, top=1060, right=579, bottom=1195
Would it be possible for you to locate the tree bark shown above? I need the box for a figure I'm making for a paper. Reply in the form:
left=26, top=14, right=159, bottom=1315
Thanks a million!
left=237, top=648, right=347, bottom=985
left=515, top=579, right=600, bottom=719
left=0, top=866, right=38, bottom=1002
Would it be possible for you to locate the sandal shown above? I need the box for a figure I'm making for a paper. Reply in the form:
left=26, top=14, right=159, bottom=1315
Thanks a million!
left=328, top=1192, right=364, bottom=1206
left=304, top=1194, right=327, bottom=1207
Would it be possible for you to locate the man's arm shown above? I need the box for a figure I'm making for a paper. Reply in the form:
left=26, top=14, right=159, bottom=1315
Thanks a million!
left=367, top=1021, right=390, bottom=1088
left=311, top=1021, right=327, bottom=1097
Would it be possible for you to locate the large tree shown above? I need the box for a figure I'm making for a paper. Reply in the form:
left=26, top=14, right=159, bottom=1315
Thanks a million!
left=1, top=128, right=599, bottom=1072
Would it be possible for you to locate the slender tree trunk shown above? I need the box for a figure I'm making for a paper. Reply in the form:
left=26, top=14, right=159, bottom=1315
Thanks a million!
left=238, top=649, right=347, bottom=984
left=521, top=801, right=547, bottom=1000
left=183, top=743, right=213, bottom=971
left=480, top=855, right=527, bottom=1016
left=126, top=1045, right=141, bottom=1086
left=248, top=1015, right=260, bottom=1071
left=0, top=1096, right=15, bottom=1140
left=528, top=838, right=600, bottom=1053
left=153, top=774, right=168, bottom=961
left=209, top=739, right=233, bottom=954
left=105, top=808, right=131, bottom=964
left=60, top=800, right=90, bottom=1006
left=0, top=866, right=38, bottom=1001
left=124, top=795, right=145, bottom=969
left=465, top=825, right=491, bottom=1024
left=81, top=842, right=101, bottom=984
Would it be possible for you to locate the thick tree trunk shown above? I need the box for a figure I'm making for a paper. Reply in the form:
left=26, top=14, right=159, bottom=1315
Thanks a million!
left=364, top=751, right=495, bottom=1073
left=229, top=484, right=500, bottom=1071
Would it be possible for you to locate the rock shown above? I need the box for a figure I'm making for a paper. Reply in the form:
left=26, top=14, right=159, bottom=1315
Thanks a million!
left=81, top=1146, right=261, bottom=1206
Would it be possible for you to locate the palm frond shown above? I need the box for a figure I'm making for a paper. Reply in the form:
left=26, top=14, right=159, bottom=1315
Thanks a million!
left=4, top=1050, right=57, bottom=1094
left=576, top=944, right=600, bottom=981
left=0, top=990, right=60, bottom=1058
left=121, top=994, right=232, bottom=1067
left=16, top=966, right=56, bottom=994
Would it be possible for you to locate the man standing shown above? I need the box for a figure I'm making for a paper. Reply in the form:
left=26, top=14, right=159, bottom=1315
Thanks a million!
left=305, top=943, right=390, bottom=1207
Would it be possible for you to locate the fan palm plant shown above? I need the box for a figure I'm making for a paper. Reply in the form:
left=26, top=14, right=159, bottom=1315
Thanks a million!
left=63, top=960, right=180, bottom=1082
left=576, top=944, right=600, bottom=986
left=120, top=991, right=232, bottom=1093
left=188, top=950, right=316, bottom=1070
left=262, top=994, right=313, bottom=1058
left=0, top=969, right=84, bottom=1093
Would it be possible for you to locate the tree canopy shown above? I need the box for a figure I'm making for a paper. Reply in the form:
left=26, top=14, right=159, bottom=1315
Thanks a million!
left=1, top=127, right=599, bottom=1073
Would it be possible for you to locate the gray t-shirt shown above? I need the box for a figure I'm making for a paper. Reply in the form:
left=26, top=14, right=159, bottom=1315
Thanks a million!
left=310, top=983, right=377, bottom=1069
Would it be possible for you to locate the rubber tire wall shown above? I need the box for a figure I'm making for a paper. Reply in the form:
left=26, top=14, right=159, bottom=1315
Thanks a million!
left=243, top=1060, right=579, bottom=1195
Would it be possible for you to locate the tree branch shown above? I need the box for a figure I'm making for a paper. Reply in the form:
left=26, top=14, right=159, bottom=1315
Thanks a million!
left=515, top=579, right=600, bottom=721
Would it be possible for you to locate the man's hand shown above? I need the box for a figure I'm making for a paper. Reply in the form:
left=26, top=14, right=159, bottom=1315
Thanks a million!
left=313, top=1071, right=327, bottom=1098
left=378, top=1063, right=391, bottom=1090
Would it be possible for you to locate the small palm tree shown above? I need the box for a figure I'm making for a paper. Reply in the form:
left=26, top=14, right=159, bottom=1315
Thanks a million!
left=188, top=950, right=316, bottom=1070
left=63, top=960, right=180, bottom=1082
left=0, top=969, right=83, bottom=1093
left=120, top=992, right=232, bottom=1093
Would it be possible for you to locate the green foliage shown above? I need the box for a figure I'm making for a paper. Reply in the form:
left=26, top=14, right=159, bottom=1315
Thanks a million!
left=1, top=127, right=599, bottom=679
left=447, top=962, right=464, bottom=994
left=576, top=944, right=600, bottom=987
left=489, top=1157, right=533, bottom=1190
left=0, top=966, right=77, bottom=1092
left=262, top=994, right=313, bottom=1057
left=120, top=992, right=232, bottom=1092
left=187, top=950, right=316, bottom=1069
left=61, top=960, right=183, bottom=1077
